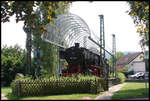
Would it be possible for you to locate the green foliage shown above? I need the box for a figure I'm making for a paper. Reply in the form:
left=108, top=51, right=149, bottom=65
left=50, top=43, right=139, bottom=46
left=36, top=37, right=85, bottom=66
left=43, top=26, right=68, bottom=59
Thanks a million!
left=32, top=2, right=70, bottom=78
left=1, top=1, right=72, bottom=27
left=108, top=52, right=124, bottom=65
left=1, top=44, right=27, bottom=86
left=11, top=74, right=34, bottom=88
left=11, top=75, right=107, bottom=96
left=10, top=74, right=34, bottom=97
left=108, top=52, right=124, bottom=73
left=121, top=71, right=134, bottom=78
left=117, top=72, right=126, bottom=84
left=127, top=1, right=149, bottom=48
left=120, top=65, right=134, bottom=78
left=109, top=73, right=114, bottom=78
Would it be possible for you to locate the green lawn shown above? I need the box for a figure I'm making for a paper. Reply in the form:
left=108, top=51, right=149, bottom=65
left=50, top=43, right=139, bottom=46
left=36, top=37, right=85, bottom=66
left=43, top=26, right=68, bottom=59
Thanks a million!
left=20, top=94, right=99, bottom=100
left=2, top=82, right=149, bottom=100
left=1, top=87, right=12, bottom=95
left=111, top=82, right=149, bottom=100
left=1, top=87, right=100, bottom=100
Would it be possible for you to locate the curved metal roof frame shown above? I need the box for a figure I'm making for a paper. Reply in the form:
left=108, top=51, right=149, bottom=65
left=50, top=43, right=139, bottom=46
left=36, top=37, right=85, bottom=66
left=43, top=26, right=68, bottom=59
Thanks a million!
left=55, top=14, right=91, bottom=33
left=41, top=13, right=99, bottom=52
left=54, top=14, right=91, bottom=41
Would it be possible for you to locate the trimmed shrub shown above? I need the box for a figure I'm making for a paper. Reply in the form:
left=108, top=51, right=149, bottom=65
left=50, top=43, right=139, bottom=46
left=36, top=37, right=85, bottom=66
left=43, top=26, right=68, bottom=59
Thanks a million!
left=11, top=75, right=107, bottom=97
left=117, top=72, right=126, bottom=84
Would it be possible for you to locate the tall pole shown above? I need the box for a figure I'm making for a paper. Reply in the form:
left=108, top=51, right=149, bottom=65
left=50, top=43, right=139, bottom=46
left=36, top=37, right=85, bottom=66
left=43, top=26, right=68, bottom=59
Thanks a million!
left=99, top=15, right=103, bottom=60
left=23, top=26, right=32, bottom=75
left=99, top=14, right=108, bottom=90
left=103, top=16, right=105, bottom=59
left=99, top=14, right=106, bottom=77
left=99, top=15, right=102, bottom=77
left=112, top=34, right=116, bottom=78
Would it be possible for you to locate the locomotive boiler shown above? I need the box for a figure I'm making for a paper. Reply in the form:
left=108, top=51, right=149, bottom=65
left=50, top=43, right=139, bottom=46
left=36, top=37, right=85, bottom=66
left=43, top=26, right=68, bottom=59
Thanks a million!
left=59, top=43, right=104, bottom=77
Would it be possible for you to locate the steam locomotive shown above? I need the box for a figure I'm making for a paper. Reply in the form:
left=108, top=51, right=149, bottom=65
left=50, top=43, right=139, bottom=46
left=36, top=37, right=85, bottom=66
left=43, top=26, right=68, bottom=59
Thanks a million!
left=59, top=43, right=106, bottom=77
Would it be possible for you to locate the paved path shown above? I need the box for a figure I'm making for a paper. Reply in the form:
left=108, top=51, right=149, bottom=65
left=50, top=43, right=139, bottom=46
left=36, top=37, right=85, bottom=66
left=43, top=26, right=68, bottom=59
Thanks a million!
left=95, top=83, right=126, bottom=100
left=1, top=94, right=8, bottom=100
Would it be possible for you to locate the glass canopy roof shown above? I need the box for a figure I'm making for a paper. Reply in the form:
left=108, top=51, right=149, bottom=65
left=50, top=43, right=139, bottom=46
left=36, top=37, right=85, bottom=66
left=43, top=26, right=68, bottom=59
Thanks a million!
left=41, top=13, right=100, bottom=54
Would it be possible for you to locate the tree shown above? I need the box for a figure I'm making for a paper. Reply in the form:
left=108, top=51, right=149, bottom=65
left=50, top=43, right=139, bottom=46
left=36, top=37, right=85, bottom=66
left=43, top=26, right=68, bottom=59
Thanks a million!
left=1, top=44, right=27, bottom=86
left=1, top=1, right=72, bottom=28
left=127, top=1, right=149, bottom=49
left=108, top=52, right=124, bottom=66
left=32, top=2, right=70, bottom=78
left=108, top=52, right=124, bottom=75
left=1, top=1, right=72, bottom=78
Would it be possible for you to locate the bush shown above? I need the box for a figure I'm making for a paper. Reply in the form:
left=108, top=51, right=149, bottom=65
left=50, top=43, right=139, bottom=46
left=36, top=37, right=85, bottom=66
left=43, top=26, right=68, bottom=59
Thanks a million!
left=1, top=45, right=36, bottom=86
left=109, top=73, right=115, bottom=78
left=117, top=72, right=126, bottom=84
left=1, top=45, right=27, bottom=86
left=11, top=74, right=34, bottom=96
left=121, top=70, right=134, bottom=78
left=11, top=75, right=107, bottom=96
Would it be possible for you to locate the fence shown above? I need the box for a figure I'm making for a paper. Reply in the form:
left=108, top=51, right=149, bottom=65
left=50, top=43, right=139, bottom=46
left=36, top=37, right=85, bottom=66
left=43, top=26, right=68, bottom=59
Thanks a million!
left=108, top=78, right=120, bottom=88
left=11, top=78, right=107, bottom=97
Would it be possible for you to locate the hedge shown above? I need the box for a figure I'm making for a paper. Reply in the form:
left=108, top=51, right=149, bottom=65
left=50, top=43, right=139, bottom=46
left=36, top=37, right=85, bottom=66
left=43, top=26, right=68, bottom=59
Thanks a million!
left=11, top=76, right=107, bottom=97
left=117, top=72, right=126, bottom=84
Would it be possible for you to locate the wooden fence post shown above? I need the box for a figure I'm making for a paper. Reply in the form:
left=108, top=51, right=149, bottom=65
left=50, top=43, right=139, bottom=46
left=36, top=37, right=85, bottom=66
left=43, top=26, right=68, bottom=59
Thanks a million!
left=95, top=78, right=97, bottom=93
left=17, top=80, right=21, bottom=97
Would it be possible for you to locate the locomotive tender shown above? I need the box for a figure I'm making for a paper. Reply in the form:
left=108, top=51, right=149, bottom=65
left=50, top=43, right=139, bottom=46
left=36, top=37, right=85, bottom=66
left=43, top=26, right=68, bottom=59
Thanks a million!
left=59, top=43, right=104, bottom=77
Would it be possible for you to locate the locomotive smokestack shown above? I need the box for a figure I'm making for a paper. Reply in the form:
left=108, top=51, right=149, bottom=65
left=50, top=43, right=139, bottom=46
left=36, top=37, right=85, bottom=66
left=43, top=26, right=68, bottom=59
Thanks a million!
left=75, top=43, right=80, bottom=48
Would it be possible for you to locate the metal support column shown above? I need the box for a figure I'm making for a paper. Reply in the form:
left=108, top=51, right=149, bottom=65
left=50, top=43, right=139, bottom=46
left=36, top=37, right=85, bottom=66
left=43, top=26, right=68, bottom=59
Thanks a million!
left=99, top=14, right=106, bottom=77
left=112, top=34, right=116, bottom=78
left=23, top=26, right=32, bottom=75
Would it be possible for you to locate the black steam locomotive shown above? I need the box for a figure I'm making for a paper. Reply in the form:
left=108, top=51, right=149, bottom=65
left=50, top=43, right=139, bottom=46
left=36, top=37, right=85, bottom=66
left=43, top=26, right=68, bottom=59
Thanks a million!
left=59, top=43, right=105, bottom=77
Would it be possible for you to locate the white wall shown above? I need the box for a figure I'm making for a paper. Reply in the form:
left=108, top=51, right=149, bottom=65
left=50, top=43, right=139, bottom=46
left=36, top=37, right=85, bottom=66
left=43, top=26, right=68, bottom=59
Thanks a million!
left=128, top=54, right=145, bottom=73
left=132, top=62, right=145, bottom=73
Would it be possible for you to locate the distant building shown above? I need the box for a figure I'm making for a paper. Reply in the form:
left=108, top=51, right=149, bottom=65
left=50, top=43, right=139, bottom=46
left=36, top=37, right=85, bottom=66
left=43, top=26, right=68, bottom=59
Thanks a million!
left=116, top=52, right=145, bottom=74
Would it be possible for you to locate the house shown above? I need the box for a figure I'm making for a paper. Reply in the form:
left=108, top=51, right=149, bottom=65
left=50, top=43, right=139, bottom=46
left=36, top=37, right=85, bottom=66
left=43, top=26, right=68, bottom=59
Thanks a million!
left=116, top=52, right=146, bottom=74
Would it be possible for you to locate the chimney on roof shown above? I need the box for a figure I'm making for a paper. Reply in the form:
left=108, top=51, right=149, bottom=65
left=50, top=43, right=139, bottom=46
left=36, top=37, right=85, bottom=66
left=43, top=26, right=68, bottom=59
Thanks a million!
left=75, top=43, right=80, bottom=48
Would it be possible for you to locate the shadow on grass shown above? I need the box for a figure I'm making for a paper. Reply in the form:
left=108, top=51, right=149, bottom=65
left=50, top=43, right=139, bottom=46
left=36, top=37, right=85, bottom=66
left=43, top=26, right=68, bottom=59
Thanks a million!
left=111, top=88, right=149, bottom=99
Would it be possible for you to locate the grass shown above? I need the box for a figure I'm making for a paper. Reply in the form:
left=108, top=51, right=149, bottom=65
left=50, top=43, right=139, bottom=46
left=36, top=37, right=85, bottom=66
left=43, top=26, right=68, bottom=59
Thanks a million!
left=1, top=87, right=100, bottom=100
left=20, top=93, right=99, bottom=100
left=1, top=87, right=12, bottom=95
left=2, top=82, right=149, bottom=100
left=111, top=82, right=149, bottom=100
left=1, top=87, right=20, bottom=100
